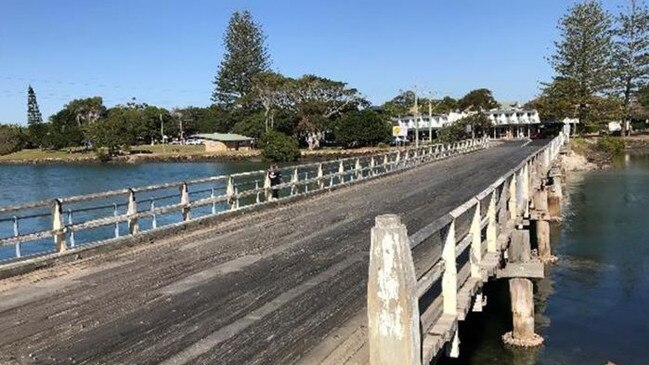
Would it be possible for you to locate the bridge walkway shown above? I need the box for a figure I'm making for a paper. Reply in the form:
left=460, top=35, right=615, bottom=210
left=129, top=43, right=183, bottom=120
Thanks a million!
left=0, top=140, right=546, bottom=365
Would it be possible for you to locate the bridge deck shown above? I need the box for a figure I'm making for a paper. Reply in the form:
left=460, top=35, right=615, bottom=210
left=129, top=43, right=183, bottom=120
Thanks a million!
left=0, top=140, right=546, bottom=365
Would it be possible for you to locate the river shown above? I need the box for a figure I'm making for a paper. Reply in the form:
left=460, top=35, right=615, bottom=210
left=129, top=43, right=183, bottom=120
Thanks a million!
left=439, top=153, right=649, bottom=365
left=1, top=155, right=648, bottom=364
left=0, top=161, right=270, bottom=260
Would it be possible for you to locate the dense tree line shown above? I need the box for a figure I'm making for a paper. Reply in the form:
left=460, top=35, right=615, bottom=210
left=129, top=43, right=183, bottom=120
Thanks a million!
left=1, top=9, right=509, bottom=159
left=527, top=0, right=649, bottom=134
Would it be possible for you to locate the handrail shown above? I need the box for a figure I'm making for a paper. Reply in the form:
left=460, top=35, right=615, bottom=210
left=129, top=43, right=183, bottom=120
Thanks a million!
left=366, top=130, right=569, bottom=364
left=0, top=138, right=489, bottom=262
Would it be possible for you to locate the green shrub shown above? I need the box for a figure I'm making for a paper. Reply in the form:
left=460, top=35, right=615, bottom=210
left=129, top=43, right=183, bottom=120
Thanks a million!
left=377, top=142, right=389, bottom=149
left=583, top=123, right=601, bottom=134
left=596, top=135, right=625, bottom=155
left=260, top=131, right=300, bottom=162
left=0, top=124, right=26, bottom=155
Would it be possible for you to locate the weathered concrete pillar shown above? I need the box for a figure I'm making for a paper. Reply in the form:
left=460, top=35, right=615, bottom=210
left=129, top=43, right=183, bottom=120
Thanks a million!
left=367, top=215, right=421, bottom=365
left=536, top=219, right=551, bottom=259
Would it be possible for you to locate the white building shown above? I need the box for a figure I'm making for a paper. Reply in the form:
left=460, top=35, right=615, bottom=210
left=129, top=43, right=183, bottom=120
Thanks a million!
left=392, top=108, right=541, bottom=139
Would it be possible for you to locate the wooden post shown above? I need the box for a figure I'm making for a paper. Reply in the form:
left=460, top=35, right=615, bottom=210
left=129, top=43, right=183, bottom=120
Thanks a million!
left=317, top=163, right=324, bottom=189
left=509, top=279, right=535, bottom=339
left=470, top=201, right=482, bottom=278
left=355, top=158, right=362, bottom=179
left=547, top=176, right=562, bottom=218
left=487, top=191, right=497, bottom=252
left=52, top=199, right=67, bottom=253
left=291, top=168, right=299, bottom=195
left=180, top=182, right=191, bottom=220
left=383, top=154, right=389, bottom=173
left=264, top=171, right=272, bottom=202
left=367, top=215, right=421, bottom=365
left=127, top=189, right=139, bottom=234
left=508, top=174, right=517, bottom=220
left=503, top=229, right=543, bottom=347
left=225, top=176, right=237, bottom=210
left=522, top=163, right=530, bottom=217
left=441, top=219, right=457, bottom=315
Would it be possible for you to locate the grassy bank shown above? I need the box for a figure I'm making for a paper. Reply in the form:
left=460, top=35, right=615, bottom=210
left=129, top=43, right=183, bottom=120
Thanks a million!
left=0, top=144, right=393, bottom=164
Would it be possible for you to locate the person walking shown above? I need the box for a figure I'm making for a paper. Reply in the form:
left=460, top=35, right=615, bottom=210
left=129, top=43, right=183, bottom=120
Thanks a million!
left=268, top=164, right=283, bottom=200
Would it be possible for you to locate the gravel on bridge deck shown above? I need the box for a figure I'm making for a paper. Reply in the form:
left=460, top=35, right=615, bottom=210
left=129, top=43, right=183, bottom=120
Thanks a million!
left=0, top=140, right=548, bottom=365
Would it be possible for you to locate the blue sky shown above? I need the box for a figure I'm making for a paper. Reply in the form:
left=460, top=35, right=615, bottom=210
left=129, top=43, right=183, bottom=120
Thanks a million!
left=0, top=0, right=628, bottom=124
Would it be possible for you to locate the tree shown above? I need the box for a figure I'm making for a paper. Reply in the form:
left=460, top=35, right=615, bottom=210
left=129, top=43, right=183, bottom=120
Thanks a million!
left=65, top=97, right=106, bottom=125
left=381, top=90, right=416, bottom=116
left=213, top=10, right=270, bottom=109
left=525, top=77, right=580, bottom=121
left=551, top=1, right=615, bottom=123
left=27, top=85, right=43, bottom=125
left=458, top=88, right=499, bottom=111
left=249, top=71, right=289, bottom=132
left=437, top=113, right=492, bottom=142
left=334, top=109, right=391, bottom=147
left=260, top=131, right=300, bottom=162
left=613, top=0, right=649, bottom=135
left=288, top=75, right=364, bottom=149
left=232, top=111, right=266, bottom=139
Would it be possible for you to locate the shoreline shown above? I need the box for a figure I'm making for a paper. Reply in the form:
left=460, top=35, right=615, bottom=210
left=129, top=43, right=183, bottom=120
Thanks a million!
left=0, top=146, right=394, bottom=165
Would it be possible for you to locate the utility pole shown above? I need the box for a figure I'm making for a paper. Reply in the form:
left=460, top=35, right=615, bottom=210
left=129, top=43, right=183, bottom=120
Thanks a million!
left=413, top=89, right=419, bottom=148
left=428, top=98, right=433, bottom=144
left=160, top=114, right=166, bottom=153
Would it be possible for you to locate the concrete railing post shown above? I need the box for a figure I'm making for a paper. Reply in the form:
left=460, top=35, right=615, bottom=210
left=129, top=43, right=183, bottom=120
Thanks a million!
left=180, top=182, right=191, bottom=220
left=127, top=189, right=139, bottom=234
left=337, top=161, right=345, bottom=184
left=470, top=201, right=482, bottom=278
left=317, top=163, right=324, bottom=189
left=226, top=176, right=236, bottom=210
left=367, top=215, right=421, bottom=365
left=522, top=163, right=530, bottom=217
left=291, top=168, right=299, bottom=195
left=508, top=175, right=517, bottom=221
left=487, top=190, right=497, bottom=252
left=355, top=158, right=362, bottom=179
left=369, top=157, right=376, bottom=176
left=52, top=199, right=67, bottom=253
left=441, top=219, right=458, bottom=315
left=264, top=171, right=272, bottom=202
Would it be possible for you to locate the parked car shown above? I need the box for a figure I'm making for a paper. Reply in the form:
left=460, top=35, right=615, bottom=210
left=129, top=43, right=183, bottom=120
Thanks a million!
left=390, top=137, right=410, bottom=146
left=186, top=138, right=204, bottom=145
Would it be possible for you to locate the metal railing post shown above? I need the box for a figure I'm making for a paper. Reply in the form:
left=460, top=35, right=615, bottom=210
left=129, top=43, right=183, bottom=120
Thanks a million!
left=180, top=182, right=191, bottom=220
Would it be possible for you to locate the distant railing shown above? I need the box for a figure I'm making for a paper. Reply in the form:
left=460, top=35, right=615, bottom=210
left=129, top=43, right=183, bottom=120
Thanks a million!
left=0, top=138, right=489, bottom=264
left=366, top=131, right=567, bottom=364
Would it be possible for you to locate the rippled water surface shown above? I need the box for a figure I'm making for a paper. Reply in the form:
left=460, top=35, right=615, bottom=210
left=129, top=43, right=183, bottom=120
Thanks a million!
left=439, top=154, right=649, bottom=365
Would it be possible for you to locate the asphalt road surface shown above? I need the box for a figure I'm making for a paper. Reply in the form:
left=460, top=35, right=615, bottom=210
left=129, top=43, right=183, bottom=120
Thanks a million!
left=0, top=140, right=548, bottom=365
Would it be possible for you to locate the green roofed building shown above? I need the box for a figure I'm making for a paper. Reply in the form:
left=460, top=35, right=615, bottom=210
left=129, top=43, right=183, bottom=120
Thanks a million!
left=191, top=133, right=254, bottom=152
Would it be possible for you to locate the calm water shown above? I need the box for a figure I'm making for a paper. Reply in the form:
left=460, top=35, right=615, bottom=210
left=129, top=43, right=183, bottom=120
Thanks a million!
left=439, top=154, right=649, bottom=365
left=0, top=161, right=270, bottom=259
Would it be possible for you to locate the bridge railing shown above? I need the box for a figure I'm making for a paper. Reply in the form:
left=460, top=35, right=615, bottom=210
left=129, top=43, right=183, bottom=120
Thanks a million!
left=0, top=138, right=488, bottom=264
left=367, top=132, right=567, bottom=364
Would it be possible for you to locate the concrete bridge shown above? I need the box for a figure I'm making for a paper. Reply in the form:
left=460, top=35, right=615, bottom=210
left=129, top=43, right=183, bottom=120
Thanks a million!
left=0, top=134, right=567, bottom=364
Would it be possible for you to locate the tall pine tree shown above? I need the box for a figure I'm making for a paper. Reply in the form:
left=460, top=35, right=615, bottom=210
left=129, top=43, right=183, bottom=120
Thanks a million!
left=550, top=0, right=615, bottom=124
left=212, top=10, right=270, bottom=109
left=27, top=85, right=43, bottom=125
left=614, top=0, right=649, bottom=134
